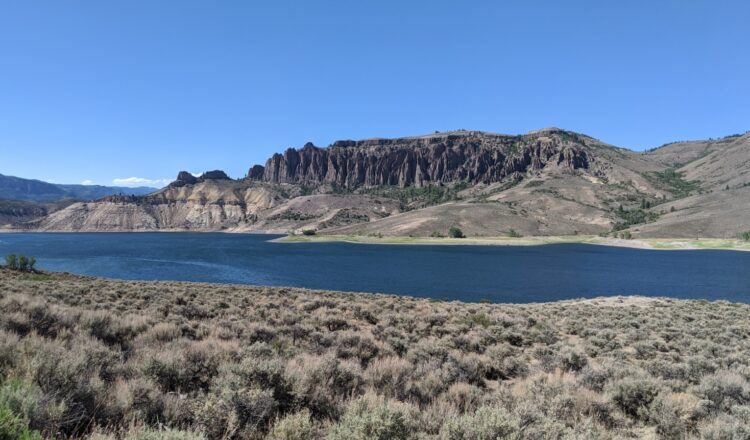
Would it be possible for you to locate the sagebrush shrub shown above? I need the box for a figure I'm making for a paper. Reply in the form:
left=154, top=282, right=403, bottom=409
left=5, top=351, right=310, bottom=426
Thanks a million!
left=365, top=356, right=413, bottom=400
left=327, top=393, right=416, bottom=440
left=267, top=410, right=315, bottom=440
left=608, top=377, right=661, bottom=420
left=443, top=382, right=484, bottom=414
left=111, top=378, right=165, bottom=425
left=439, top=404, right=518, bottom=440
left=695, top=370, right=750, bottom=412
left=286, top=355, right=364, bottom=418
left=1, top=272, right=750, bottom=438
left=90, top=425, right=206, bottom=440
left=649, top=392, right=703, bottom=438
left=197, top=386, right=276, bottom=438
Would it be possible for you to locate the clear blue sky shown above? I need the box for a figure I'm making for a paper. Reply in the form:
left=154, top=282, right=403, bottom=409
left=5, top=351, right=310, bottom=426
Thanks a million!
left=1, top=1, right=748, bottom=187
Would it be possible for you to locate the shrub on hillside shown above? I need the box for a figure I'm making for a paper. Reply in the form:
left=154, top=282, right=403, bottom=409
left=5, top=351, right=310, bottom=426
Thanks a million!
left=286, top=355, right=364, bottom=419
left=448, top=226, right=465, bottom=238
left=694, top=371, right=750, bottom=412
left=507, top=229, right=522, bottom=238
left=607, top=377, right=661, bottom=421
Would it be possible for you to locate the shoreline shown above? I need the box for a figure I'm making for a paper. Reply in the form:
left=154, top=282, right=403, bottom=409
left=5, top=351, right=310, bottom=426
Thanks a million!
left=276, top=234, right=750, bottom=251
left=3, top=228, right=750, bottom=251
left=0, top=268, right=739, bottom=307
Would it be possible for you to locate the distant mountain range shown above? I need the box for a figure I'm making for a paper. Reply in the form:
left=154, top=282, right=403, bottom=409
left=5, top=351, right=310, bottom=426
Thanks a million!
left=0, top=173, right=157, bottom=203
left=3, top=128, right=750, bottom=238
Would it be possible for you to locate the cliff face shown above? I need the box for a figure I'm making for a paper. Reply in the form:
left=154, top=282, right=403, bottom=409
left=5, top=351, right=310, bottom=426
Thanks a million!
left=22, top=128, right=750, bottom=238
left=37, top=176, right=402, bottom=233
left=252, top=131, right=590, bottom=188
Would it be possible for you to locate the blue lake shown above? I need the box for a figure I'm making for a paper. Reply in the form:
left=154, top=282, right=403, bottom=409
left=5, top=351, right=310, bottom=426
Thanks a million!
left=1, top=232, right=749, bottom=303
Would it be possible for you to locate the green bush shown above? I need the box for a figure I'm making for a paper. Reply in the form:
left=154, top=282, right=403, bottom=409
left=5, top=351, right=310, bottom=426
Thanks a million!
left=302, top=229, right=316, bottom=236
left=507, top=229, right=522, bottom=238
left=4, top=255, right=17, bottom=270
left=267, top=410, right=315, bottom=440
left=0, top=379, right=44, bottom=440
left=3, top=254, right=35, bottom=271
left=740, top=231, right=750, bottom=241
left=448, top=227, right=465, bottom=238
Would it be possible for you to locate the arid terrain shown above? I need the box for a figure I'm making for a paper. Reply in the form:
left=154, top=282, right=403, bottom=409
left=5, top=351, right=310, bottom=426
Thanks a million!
left=5, top=128, right=750, bottom=240
left=1, top=268, right=749, bottom=439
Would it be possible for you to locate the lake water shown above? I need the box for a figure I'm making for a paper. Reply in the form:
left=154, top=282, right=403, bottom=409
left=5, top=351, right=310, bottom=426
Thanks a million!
left=1, top=232, right=748, bottom=303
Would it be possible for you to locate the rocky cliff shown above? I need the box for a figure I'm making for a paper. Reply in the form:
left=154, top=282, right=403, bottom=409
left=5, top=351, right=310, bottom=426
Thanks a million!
left=12, top=129, right=750, bottom=238
left=37, top=175, right=401, bottom=233
left=251, top=130, right=590, bottom=188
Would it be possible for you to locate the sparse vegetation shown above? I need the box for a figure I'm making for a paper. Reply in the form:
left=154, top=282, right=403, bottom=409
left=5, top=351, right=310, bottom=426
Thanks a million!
left=268, top=209, right=319, bottom=222
left=651, top=169, right=700, bottom=199
left=357, top=184, right=466, bottom=211
left=740, top=231, right=750, bottom=241
left=507, top=229, right=522, bottom=238
left=301, top=229, right=317, bottom=236
left=0, top=269, right=748, bottom=438
left=614, top=205, right=660, bottom=231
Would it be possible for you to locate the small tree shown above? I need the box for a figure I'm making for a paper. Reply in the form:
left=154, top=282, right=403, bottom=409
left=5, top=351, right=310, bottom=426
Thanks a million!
left=507, top=229, right=522, bottom=238
left=4, top=254, right=36, bottom=271
left=448, top=226, right=465, bottom=238
left=740, top=231, right=750, bottom=241
left=302, top=229, right=316, bottom=236
left=4, top=254, right=18, bottom=270
left=18, top=255, right=28, bottom=271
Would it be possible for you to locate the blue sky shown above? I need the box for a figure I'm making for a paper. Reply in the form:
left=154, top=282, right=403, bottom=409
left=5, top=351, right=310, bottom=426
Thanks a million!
left=0, top=1, right=748, bottom=187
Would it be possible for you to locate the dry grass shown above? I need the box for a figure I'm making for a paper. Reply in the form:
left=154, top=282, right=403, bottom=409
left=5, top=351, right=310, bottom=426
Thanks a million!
left=0, top=268, right=749, bottom=439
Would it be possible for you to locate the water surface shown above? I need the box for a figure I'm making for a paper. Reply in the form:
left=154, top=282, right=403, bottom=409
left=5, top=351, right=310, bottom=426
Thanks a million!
left=1, top=232, right=748, bottom=303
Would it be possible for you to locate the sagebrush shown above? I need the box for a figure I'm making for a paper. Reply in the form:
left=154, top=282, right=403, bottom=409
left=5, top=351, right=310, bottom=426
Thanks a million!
left=0, top=268, right=749, bottom=439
